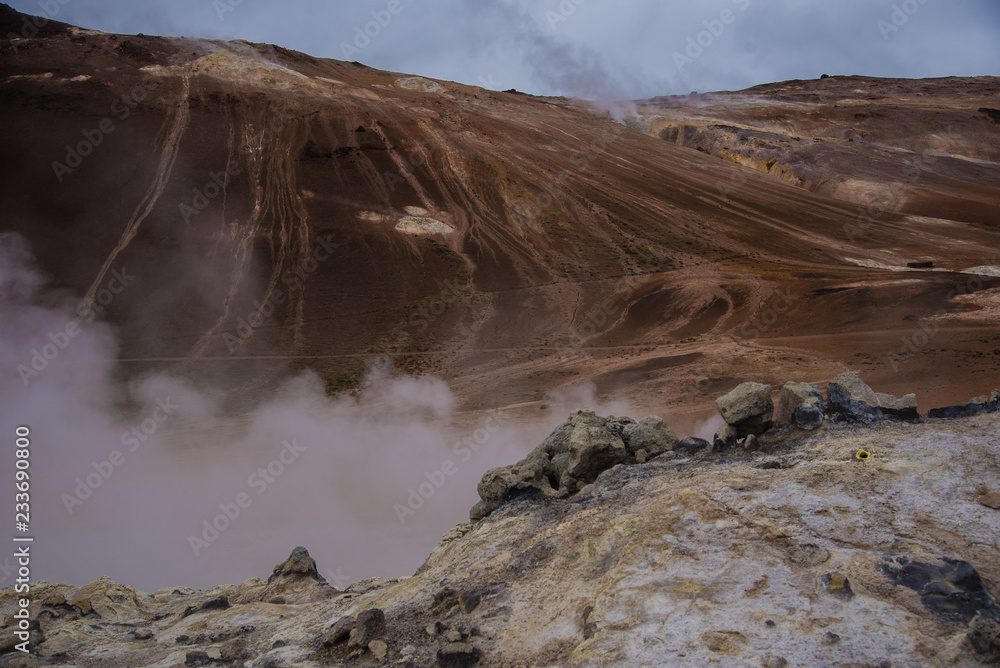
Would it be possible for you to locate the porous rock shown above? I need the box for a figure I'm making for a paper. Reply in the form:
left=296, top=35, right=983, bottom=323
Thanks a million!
left=715, top=382, right=774, bottom=437
left=268, top=546, right=324, bottom=584
left=775, top=382, right=825, bottom=429
left=827, top=372, right=919, bottom=423
left=348, top=608, right=386, bottom=648
left=470, top=409, right=676, bottom=520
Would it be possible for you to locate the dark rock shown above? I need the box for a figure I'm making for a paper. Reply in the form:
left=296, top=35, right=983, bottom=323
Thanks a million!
left=775, top=382, right=825, bottom=428
left=967, top=614, right=1000, bottom=661
left=675, top=437, right=711, bottom=455
left=348, top=608, right=386, bottom=648
left=321, top=616, right=356, bottom=647
left=183, top=595, right=229, bottom=617
left=437, top=641, right=481, bottom=667
left=928, top=390, right=999, bottom=419
left=269, top=546, right=324, bottom=583
left=979, top=108, right=1000, bottom=123
left=432, top=588, right=460, bottom=615
left=793, top=397, right=825, bottom=429
left=878, top=554, right=1000, bottom=624
left=185, top=651, right=212, bottom=667
left=821, top=572, right=854, bottom=600
left=221, top=646, right=251, bottom=662
left=715, top=382, right=774, bottom=437
left=459, top=590, right=481, bottom=614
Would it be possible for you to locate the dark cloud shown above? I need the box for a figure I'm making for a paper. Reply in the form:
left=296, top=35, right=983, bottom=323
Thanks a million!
left=9, top=0, right=997, bottom=97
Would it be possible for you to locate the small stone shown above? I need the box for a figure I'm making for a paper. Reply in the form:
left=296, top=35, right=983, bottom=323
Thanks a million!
left=675, top=437, right=711, bottom=455
left=369, top=639, right=388, bottom=660
left=321, top=617, right=356, bottom=647
left=977, top=491, right=1000, bottom=510
left=134, top=627, right=153, bottom=640
left=823, top=631, right=841, bottom=645
left=821, top=572, right=854, bottom=600
left=349, top=608, right=386, bottom=648
left=794, top=397, right=826, bottom=430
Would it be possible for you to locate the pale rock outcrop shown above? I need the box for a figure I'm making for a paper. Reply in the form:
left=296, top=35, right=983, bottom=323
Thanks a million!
left=715, top=381, right=774, bottom=437
left=827, top=371, right=918, bottom=423
left=4, top=400, right=1000, bottom=667
left=469, top=410, right=677, bottom=521
left=775, top=381, right=826, bottom=430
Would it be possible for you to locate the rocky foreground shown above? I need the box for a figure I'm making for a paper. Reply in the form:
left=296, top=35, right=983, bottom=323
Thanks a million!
left=3, top=374, right=1000, bottom=667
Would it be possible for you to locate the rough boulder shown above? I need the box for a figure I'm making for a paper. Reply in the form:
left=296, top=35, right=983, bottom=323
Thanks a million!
left=715, top=381, right=774, bottom=437
left=827, top=371, right=918, bottom=423
left=775, top=381, right=826, bottom=430
left=470, top=410, right=677, bottom=521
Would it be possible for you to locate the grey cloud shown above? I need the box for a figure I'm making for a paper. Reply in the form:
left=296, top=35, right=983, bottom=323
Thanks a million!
left=8, top=0, right=996, bottom=99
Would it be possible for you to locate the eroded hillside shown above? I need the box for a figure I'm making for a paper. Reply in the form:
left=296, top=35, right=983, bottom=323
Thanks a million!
left=1, top=5, right=998, bottom=426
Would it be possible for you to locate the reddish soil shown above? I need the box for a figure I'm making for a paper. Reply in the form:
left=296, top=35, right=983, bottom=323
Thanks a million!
left=2, top=5, right=998, bottom=429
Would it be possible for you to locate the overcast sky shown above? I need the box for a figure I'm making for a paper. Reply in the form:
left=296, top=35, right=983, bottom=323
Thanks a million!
left=9, top=0, right=1000, bottom=98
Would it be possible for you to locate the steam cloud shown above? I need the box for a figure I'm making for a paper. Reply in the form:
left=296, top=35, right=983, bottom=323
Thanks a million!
left=0, top=232, right=542, bottom=591
left=1, top=229, right=698, bottom=592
